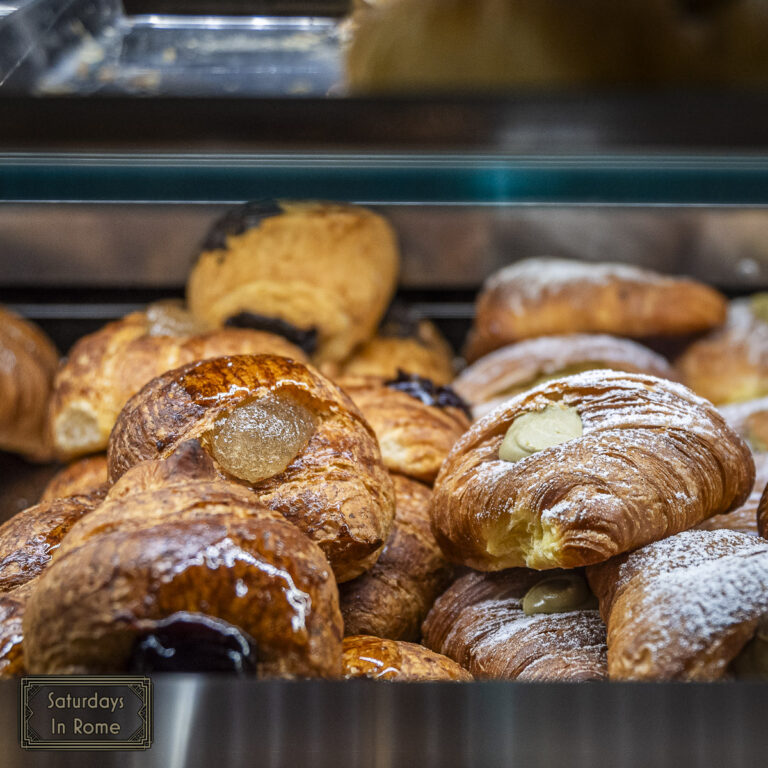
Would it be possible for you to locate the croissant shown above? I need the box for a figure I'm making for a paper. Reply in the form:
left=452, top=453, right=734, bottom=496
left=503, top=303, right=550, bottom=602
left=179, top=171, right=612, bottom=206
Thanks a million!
left=342, top=635, right=472, bottom=681
left=108, top=354, right=395, bottom=582
left=465, top=258, right=726, bottom=361
left=338, top=373, right=470, bottom=484
left=454, top=333, right=677, bottom=419
left=49, top=301, right=307, bottom=460
left=23, top=442, right=343, bottom=677
left=719, top=396, right=768, bottom=452
left=0, top=306, right=59, bottom=460
left=187, top=201, right=399, bottom=365
left=431, top=370, right=754, bottom=571
left=757, top=478, right=768, bottom=539
left=422, top=569, right=607, bottom=681
left=586, top=529, right=768, bottom=680
left=40, top=455, right=108, bottom=502
left=339, top=474, right=453, bottom=641
left=0, top=580, right=35, bottom=677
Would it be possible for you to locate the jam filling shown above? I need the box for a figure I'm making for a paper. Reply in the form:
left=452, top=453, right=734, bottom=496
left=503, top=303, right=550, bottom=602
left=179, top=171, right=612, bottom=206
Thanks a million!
left=201, top=200, right=283, bottom=251
left=128, top=613, right=258, bottom=675
left=224, top=312, right=318, bottom=357
left=385, top=371, right=471, bottom=419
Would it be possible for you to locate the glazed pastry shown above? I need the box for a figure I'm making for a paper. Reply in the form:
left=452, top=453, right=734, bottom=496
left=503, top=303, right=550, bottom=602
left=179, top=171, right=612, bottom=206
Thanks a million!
left=586, top=529, right=768, bottom=680
left=719, top=396, right=768, bottom=452
left=465, top=258, right=726, bottom=361
left=338, top=373, right=470, bottom=484
left=339, top=474, right=452, bottom=641
left=108, top=354, right=395, bottom=582
left=50, top=300, right=307, bottom=460
left=431, top=370, right=753, bottom=571
left=0, top=306, right=59, bottom=460
left=23, top=442, right=343, bottom=677
left=454, top=334, right=677, bottom=419
left=187, top=201, right=399, bottom=366
left=342, top=635, right=472, bottom=681
left=422, top=569, right=607, bottom=681
left=678, top=296, right=768, bottom=404
left=0, top=580, right=36, bottom=677
left=757, top=478, right=768, bottom=539
left=40, top=455, right=109, bottom=502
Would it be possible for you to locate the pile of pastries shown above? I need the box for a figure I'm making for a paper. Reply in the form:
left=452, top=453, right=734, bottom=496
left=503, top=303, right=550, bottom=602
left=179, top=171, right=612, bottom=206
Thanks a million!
left=3, top=200, right=768, bottom=683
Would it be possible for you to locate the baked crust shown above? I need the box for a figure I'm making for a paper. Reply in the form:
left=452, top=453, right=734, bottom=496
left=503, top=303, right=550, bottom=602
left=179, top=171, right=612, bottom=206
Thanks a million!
left=338, top=375, right=470, bottom=483
left=757, top=474, right=768, bottom=539
left=586, top=529, right=768, bottom=680
left=23, top=445, right=343, bottom=677
left=339, top=474, right=453, bottom=641
left=0, top=307, right=59, bottom=460
left=465, top=258, right=726, bottom=361
left=342, top=635, right=472, bottom=681
left=0, top=580, right=36, bottom=678
left=49, top=307, right=307, bottom=460
left=431, top=370, right=754, bottom=570
left=187, top=202, right=399, bottom=365
left=422, top=569, right=607, bottom=681
left=108, top=355, right=395, bottom=582
left=40, top=455, right=109, bottom=502
left=454, top=333, right=677, bottom=419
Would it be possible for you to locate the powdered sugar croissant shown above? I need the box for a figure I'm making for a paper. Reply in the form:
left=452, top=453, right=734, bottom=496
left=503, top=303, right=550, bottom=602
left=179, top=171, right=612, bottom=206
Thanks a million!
left=431, top=371, right=754, bottom=571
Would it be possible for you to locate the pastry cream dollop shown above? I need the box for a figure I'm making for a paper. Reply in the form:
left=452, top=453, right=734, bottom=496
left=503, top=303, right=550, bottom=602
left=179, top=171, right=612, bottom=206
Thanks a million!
left=499, top=403, right=583, bottom=463
left=522, top=573, right=597, bottom=616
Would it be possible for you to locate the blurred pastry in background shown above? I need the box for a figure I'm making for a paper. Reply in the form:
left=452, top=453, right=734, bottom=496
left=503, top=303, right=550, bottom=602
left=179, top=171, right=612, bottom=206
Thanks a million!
left=39, top=455, right=108, bottom=502
left=719, top=396, right=768, bottom=452
left=0, top=307, right=59, bottom=461
left=453, top=334, right=676, bottom=420
left=187, top=201, right=399, bottom=366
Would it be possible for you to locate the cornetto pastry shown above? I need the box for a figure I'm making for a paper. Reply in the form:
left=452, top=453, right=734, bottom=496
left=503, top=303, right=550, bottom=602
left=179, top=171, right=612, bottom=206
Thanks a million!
left=339, top=474, right=452, bottom=641
left=187, top=201, right=399, bottom=366
left=431, top=370, right=754, bottom=571
left=50, top=300, right=307, bottom=461
left=422, top=569, right=607, bottom=681
left=719, top=396, right=768, bottom=452
left=587, top=529, right=768, bottom=680
left=0, top=306, right=59, bottom=460
left=107, top=354, right=395, bottom=582
left=757, top=480, right=768, bottom=539
left=465, top=258, right=726, bottom=361
left=1, top=580, right=35, bottom=677
left=338, top=373, right=471, bottom=484
left=23, top=442, right=343, bottom=677
left=678, top=296, right=768, bottom=405
left=342, top=635, right=472, bottom=681
left=454, top=334, right=677, bottom=420
left=40, top=455, right=109, bottom=502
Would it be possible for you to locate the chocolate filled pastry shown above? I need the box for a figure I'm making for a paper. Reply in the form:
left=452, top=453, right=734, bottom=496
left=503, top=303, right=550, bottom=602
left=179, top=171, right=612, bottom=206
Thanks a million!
left=422, top=569, right=606, bottom=681
left=339, top=474, right=453, bottom=641
left=454, top=334, right=677, bottom=420
left=431, top=370, right=754, bottom=571
left=678, top=296, right=768, bottom=404
left=40, top=455, right=109, bottom=502
left=0, top=306, right=59, bottom=460
left=108, top=354, right=395, bottom=582
left=338, top=373, right=470, bottom=484
left=719, top=396, right=768, bottom=452
left=342, top=635, right=472, bottom=681
left=187, top=201, right=399, bottom=366
left=465, top=258, right=726, bottom=361
left=50, top=300, right=307, bottom=461
left=586, top=529, right=768, bottom=680
left=23, top=443, right=343, bottom=677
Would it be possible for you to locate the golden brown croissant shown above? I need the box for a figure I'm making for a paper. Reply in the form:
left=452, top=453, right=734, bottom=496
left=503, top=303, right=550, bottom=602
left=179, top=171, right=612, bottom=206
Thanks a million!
left=719, top=396, right=768, bottom=452
left=338, top=373, right=470, bottom=484
left=0, top=580, right=36, bottom=677
left=108, top=354, right=395, bottom=582
left=187, top=202, right=399, bottom=366
left=342, top=635, right=472, bottom=681
left=422, top=569, right=607, bottom=680
left=24, top=442, right=343, bottom=677
left=454, top=333, right=677, bottom=419
left=339, top=474, right=453, bottom=641
left=49, top=301, right=307, bottom=460
left=465, top=258, right=726, bottom=361
left=431, top=370, right=754, bottom=571
left=0, top=306, right=59, bottom=460
left=757, top=479, right=768, bottom=539
left=587, top=529, right=768, bottom=680
left=40, top=455, right=108, bottom=502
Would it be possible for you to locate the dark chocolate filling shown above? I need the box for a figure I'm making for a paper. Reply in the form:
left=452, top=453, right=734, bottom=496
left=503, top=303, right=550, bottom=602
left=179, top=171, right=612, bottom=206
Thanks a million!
left=225, top=312, right=318, bottom=357
left=385, top=371, right=471, bottom=419
left=128, top=613, right=258, bottom=675
left=200, top=200, right=284, bottom=252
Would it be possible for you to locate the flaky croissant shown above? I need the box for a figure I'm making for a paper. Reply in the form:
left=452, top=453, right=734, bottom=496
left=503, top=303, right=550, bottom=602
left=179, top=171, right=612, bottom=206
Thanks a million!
left=0, top=580, right=35, bottom=677
left=40, top=455, right=108, bottom=502
left=108, top=354, right=395, bottom=582
left=431, top=371, right=754, bottom=571
left=24, top=442, right=343, bottom=677
left=422, top=569, right=607, bottom=681
left=587, top=530, right=768, bottom=680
